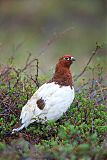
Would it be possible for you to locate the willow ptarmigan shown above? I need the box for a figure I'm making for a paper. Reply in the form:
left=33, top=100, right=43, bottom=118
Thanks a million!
left=12, top=55, right=75, bottom=133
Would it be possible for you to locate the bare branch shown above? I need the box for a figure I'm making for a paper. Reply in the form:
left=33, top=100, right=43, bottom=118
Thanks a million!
left=74, top=43, right=103, bottom=81
left=38, top=27, right=74, bottom=57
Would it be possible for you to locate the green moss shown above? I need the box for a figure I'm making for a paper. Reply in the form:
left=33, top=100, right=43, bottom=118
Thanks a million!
left=0, top=142, right=6, bottom=151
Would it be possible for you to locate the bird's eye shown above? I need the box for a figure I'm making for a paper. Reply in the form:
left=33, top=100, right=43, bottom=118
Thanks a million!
left=64, top=57, right=70, bottom=60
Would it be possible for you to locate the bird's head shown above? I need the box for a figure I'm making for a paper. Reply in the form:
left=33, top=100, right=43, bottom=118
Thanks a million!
left=58, top=55, right=76, bottom=68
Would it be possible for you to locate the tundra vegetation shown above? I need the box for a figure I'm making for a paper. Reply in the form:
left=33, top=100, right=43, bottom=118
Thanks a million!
left=0, top=44, right=107, bottom=160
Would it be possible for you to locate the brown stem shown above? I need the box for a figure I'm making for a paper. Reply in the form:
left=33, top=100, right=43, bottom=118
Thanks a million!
left=74, top=43, right=102, bottom=81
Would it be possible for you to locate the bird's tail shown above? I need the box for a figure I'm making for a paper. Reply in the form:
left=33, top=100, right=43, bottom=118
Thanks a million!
left=11, top=106, right=35, bottom=134
left=11, top=99, right=42, bottom=134
left=12, top=124, right=25, bottom=134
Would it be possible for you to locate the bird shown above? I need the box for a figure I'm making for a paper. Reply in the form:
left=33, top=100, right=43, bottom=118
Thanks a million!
left=12, top=55, right=75, bottom=133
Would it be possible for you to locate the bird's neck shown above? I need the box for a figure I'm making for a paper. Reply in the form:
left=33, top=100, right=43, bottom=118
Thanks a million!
left=48, top=63, right=73, bottom=88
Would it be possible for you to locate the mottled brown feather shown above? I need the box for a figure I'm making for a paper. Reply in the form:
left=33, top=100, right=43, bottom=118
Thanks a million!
left=36, top=98, right=45, bottom=110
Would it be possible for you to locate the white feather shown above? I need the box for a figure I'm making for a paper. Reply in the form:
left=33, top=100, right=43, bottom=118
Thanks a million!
left=12, top=82, right=74, bottom=133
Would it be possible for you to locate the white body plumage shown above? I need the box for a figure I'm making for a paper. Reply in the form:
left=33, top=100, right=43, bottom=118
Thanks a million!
left=12, top=54, right=76, bottom=133
left=12, top=82, right=75, bottom=133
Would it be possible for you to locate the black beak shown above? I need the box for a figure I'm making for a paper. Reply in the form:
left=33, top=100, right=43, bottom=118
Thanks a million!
left=71, top=57, right=76, bottom=61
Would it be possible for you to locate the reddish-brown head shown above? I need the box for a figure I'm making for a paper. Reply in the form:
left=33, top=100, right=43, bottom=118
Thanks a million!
left=48, top=55, right=75, bottom=87
left=58, top=55, right=76, bottom=68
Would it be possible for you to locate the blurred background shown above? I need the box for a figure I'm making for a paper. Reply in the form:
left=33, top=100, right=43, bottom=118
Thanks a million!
left=0, top=0, right=107, bottom=77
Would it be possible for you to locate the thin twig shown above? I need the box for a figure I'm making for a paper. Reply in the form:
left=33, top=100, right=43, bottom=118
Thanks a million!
left=26, top=52, right=32, bottom=66
left=22, top=58, right=38, bottom=72
left=74, top=43, right=102, bottom=81
left=11, top=27, right=74, bottom=80
left=38, top=27, right=74, bottom=57
left=12, top=40, right=25, bottom=53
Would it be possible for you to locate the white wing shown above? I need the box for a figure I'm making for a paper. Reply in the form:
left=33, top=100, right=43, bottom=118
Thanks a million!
left=37, top=82, right=75, bottom=121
